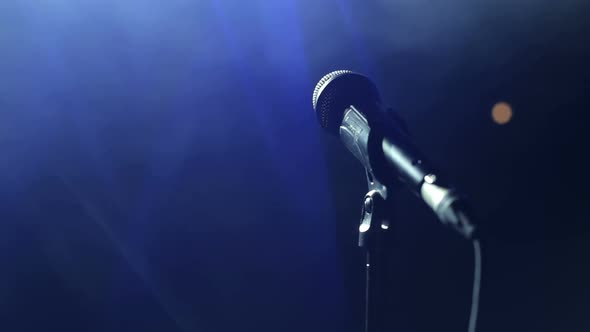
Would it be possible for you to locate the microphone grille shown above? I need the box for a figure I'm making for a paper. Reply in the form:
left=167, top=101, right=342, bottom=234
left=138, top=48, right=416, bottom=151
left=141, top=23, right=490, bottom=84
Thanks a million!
left=312, top=70, right=354, bottom=111
left=312, top=70, right=380, bottom=134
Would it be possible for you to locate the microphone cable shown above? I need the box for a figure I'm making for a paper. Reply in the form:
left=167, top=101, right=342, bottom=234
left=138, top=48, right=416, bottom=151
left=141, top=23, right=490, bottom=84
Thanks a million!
left=469, top=239, right=482, bottom=332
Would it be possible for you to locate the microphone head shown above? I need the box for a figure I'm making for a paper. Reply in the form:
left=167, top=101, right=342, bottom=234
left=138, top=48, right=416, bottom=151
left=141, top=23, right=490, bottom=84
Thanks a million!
left=312, top=70, right=381, bottom=135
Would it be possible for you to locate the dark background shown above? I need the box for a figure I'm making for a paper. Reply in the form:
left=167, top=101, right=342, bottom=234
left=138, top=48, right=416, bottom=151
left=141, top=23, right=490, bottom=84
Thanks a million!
left=0, top=1, right=589, bottom=331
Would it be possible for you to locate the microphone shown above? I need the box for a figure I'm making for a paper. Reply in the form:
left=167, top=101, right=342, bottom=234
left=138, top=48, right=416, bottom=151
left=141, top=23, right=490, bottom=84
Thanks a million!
left=312, top=70, right=477, bottom=239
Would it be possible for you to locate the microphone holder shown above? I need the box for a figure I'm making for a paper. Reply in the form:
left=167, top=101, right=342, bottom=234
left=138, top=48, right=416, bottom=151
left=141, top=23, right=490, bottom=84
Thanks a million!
left=358, top=171, right=393, bottom=332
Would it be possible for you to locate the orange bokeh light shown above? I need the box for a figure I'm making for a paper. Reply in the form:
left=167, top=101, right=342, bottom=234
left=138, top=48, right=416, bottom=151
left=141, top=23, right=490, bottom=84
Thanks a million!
left=492, top=102, right=513, bottom=125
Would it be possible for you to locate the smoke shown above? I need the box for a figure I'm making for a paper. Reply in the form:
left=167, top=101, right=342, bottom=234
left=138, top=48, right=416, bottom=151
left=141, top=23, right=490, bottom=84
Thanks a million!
left=0, top=0, right=588, bottom=162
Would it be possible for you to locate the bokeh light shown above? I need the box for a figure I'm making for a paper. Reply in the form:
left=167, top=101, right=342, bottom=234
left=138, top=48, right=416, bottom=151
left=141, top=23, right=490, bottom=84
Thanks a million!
left=492, top=102, right=513, bottom=125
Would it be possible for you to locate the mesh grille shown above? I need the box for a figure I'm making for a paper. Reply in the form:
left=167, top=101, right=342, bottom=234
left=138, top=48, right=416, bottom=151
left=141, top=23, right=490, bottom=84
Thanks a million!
left=319, top=88, right=336, bottom=128
left=312, top=70, right=353, bottom=111
left=311, top=70, right=379, bottom=134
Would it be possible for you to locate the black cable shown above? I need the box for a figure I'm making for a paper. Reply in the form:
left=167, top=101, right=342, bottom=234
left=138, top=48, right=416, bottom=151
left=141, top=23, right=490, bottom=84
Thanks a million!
left=469, top=240, right=482, bottom=332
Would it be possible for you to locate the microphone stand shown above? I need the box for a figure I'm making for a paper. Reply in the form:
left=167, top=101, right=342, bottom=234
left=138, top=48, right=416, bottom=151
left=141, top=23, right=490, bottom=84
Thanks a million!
left=358, top=173, right=392, bottom=332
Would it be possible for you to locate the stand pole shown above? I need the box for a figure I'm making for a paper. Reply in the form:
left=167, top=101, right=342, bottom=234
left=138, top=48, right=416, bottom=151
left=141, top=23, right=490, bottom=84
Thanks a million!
left=358, top=190, right=390, bottom=332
